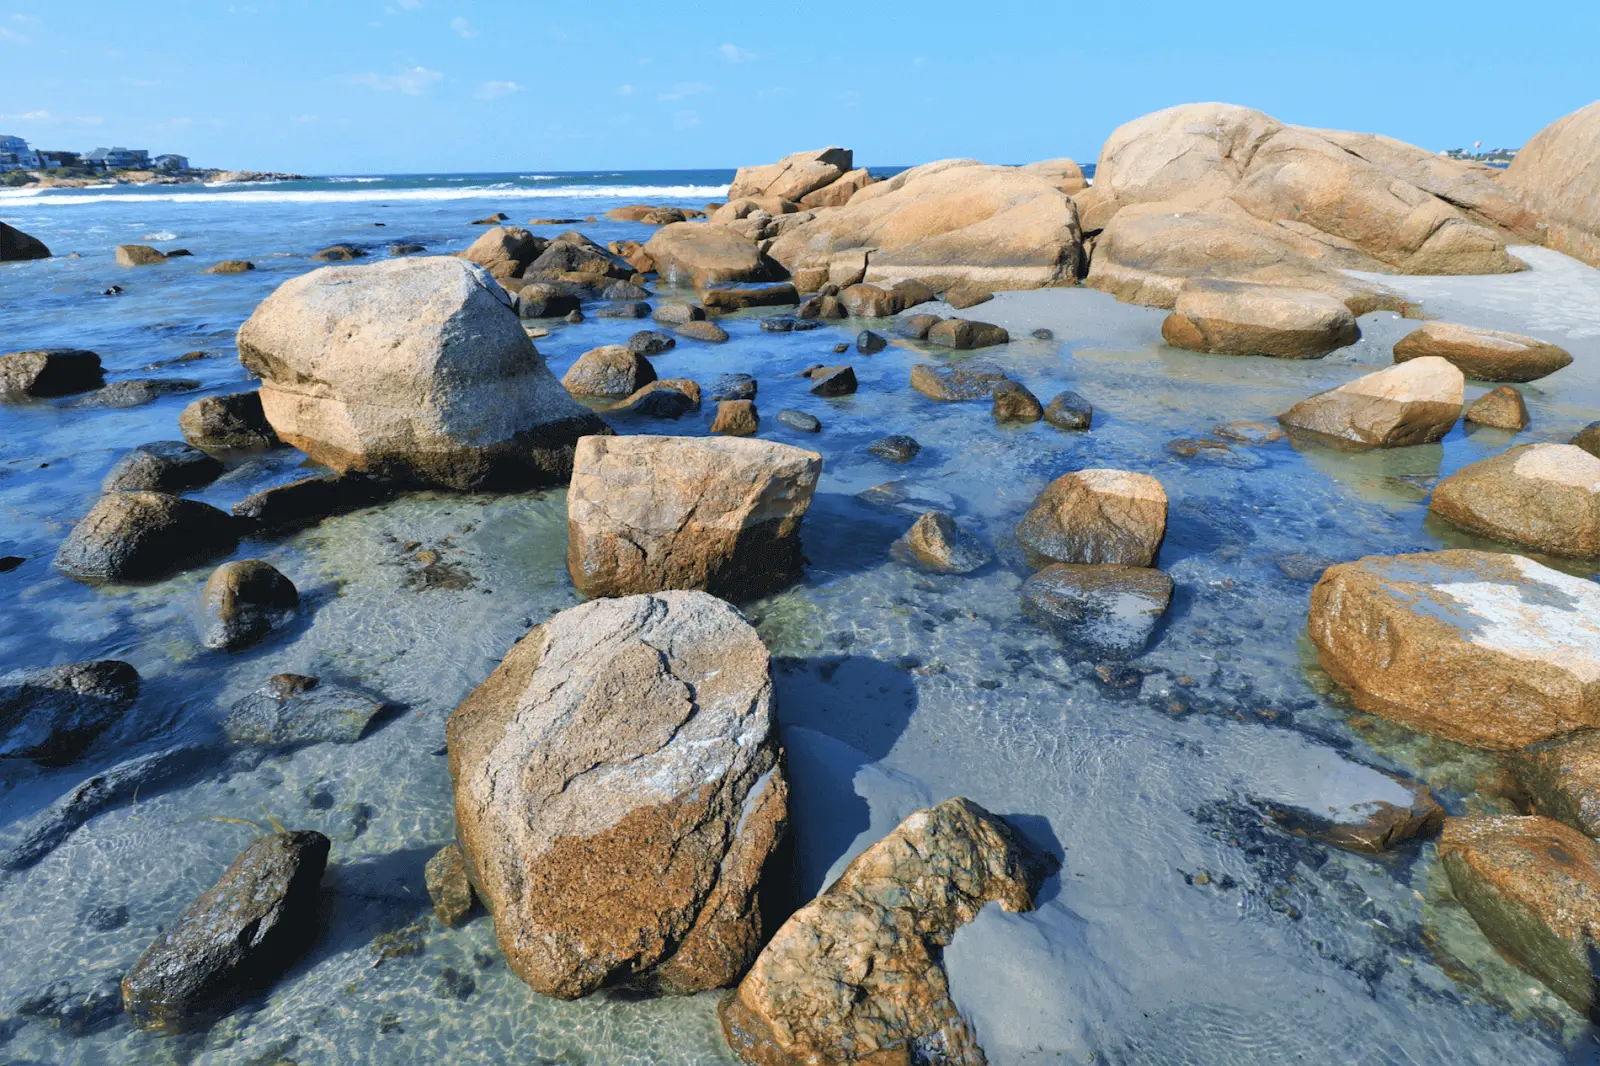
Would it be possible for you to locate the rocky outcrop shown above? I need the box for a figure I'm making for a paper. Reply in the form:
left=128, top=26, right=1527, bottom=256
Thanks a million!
left=201, top=560, right=298, bottom=651
left=1464, top=385, right=1529, bottom=431
left=1501, top=100, right=1600, bottom=268
left=0, top=220, right=50, bottom=261
left=644, top=223, right=772, bottom=289
left=237, top=256, right=608, bottom=490
left=1393, top=322, right=1572, bottom=382
left=121, top=831, right=330, bottom=1031
left=458, top=225, right=547, bottom=279
left=1082, top=103, right=1532, bottom=311
left=178, top=391, right=280, bottom=451
left=566, top=435, right=820, bottom=600
left=1277, top=357, right=1463, bottom=450
left=720, top=797, right=1048, bottom=1066
left=447, top=591, right=789, bottom=998
left=1515, top=732, right=1600, bottom=838
left=729, top=147, right=853, bottom=203
left=0, top=349, right=103, bottom=399
left=1439, top=815, right=1600, bottom=1015
left=55, top=492, right=239, bottom=582
left=222, top=673, right=386, bottom=748
left=1429, top=444, right=1599, bottom=558
left=561, top=345, right=657, bottom=398
left=1016, top=469, right=1168, bottom=568
left=1161, top=279, right=1360, bottom=358
left=1307, top=550, right=1600, bottom=749
left=892, top=511, right=991, bottom=574
left=768, top=161, right=1084, bottom=291
left=798, top=168, right=875, bottom=209
left=1022, top=563, right=1174, bottom=659
left=1, top=660, right=139, bottom=764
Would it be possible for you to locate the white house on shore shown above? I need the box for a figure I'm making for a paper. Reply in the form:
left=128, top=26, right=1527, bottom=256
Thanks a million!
left=84, top=146, right=152, bottom=170
left=0, top=135, right=42, bottom=171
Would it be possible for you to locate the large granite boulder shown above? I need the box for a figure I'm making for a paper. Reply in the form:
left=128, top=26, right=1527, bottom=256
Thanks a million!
left=1, top=660, right=140, bottom=764
left=1278, top=356, right=1463, bottom=450
left=1393, top=322, right=1572, bottom=382
left=1429, top=443, right=1600, bottom=558
left=720, top=797, right=1048, bottom=1066
left=1161, top=279, right=1359, bottom=358
left=768, top=161, right=1084, bottom=291
left=566, top=435, right=821, bottom=601
left=1082, top=103, right=1534, bottom=309
left=122, top=831, right=330, bottom=1031
left=0, top=349, right=103, bottom=399
left=55, top=492, right=239, bottom=582
left=643, top=223, right=772, bottom=289
left=1022, top=563, right=1174, bottom=659
left=1016, top=469, right=1168, bottom=567
left=236, top=256, right=608, bottom=490
left=1501, top=100, right=1600, bottom=268
left=729, top=147, right=853, bottom=203
left=446, top=591, right=789, bottom=998
left=0, top=220, right=50, bottom=261
left=1439, top=815, right=1600, bottom=1015
left=1307, top=550, right=1600, bottom=750
left=458, top=225, right=547, bottom=279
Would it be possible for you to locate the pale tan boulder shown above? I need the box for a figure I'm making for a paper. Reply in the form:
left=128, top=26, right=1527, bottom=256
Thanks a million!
left=457, top=225, right=546, bottom=279
left=797, top=168, right=876, bottom=209
left=1502, top=100, right=1600, bottom=268
left=768, top=163, right=1084, bottom=291
left=1278, top=356, right=1463, bottom=450
left=1393, top=322, right=1572, bottom=382
left=643, top=223, right=772, bottom=289
left=1016, top=469, right=1168, bottom=567
left=728, top=147, right=853, bottom=203
left=720, top=798, right=1047, bottom=1066
left=1307, top=550, right=1600, bottom=750
left=565, top=435, right=821, bottom=601
left=711, top=197, right=800, bottom=224
left=447, top=591, right=788, bottom=999
left=1021, top=157, right=1089, bottom=195
left=1429, top=444, right=1600, bottom=558
left=236, top=256, right=608, bottom=490
left=560, top=345, right=656, bottom=398
left=1161, top=279, right=1359, bottom=358
left=1464, top=385, right=1529, bottom=431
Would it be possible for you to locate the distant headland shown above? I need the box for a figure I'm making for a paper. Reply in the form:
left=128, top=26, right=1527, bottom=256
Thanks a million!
left=0, top=134, right=301, bottom=188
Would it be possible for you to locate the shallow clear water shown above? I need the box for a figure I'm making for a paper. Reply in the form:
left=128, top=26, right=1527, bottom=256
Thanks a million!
left=1, top=175, right=1598, bottom=1065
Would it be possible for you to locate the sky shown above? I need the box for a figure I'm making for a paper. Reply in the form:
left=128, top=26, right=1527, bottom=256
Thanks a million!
left=1, top=0, right=1596, bottom=175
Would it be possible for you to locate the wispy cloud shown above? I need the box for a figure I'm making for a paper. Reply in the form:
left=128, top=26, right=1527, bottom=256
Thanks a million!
left=657, top=82, right=710, bottom=102
left=351, top=66, right=443, bottom=95
left=476, top=80, right=522, bottom=100
left=718, top=43, right=757, bottom=64
left=450, top=16, right=476, bottom=37
left=674, top=110, right=701, bottom=130
left=0, top=110, right=104, bottom=125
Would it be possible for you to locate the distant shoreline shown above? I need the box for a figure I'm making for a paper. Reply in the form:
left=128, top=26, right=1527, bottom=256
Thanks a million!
left=0, top=168, right=305, bottom=190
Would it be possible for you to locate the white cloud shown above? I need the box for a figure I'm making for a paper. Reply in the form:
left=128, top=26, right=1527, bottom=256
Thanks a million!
left=616, top=84, right=634, bottom=96
left=719, top=43, right=757, bottom=64
left=657, top=82, right=710, bottom=102
left=0, top=110, right=104, bottom=125
left=351, top=66, right=443, bottom=95
left=476, top=80, right=523, bottom=100
left=673, top=110, right=701, bottom=130
left=450, top=16, right=476, bottom=37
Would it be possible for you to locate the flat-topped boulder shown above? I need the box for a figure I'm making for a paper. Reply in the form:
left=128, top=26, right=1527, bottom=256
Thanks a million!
left=566, top=435, right=821, bottom=601
left=644, top=223, right=772, bottom=289
left=1439, top=815, right=1600, bottom=1014
left=236, top=256, right=608, bottom=490
left=1501, top=100, right=1600, bottom=268
left=720, top=798, right=1047, bottom=1066
left=116, top=244, right=167, bottom=267
left=0, top=349, right=103, bottom=399
left=0, top=220, right=50, bottom=261
left=1016, top=469, right=1168, bottom=568
left=1161, top=279, right=1359, bottom=358
left=55, top=492, right=239, bottom=582
left=1278, top=356, right=1463, bottom=450
left=1307, top=550, right=1600, bottom=749
left=447, top=591, right=788, bottom=998
left=1429, top=444, right=1600, bottom=558
left=728, top=147, right=853, bottom=203
left=1393, top=322, right=1572, bottom=382
left=560, top=345, right=657, bottom=398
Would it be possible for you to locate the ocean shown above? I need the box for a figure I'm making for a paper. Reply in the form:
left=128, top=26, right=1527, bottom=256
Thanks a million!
left=1, top=169, right=1598, bottom=1066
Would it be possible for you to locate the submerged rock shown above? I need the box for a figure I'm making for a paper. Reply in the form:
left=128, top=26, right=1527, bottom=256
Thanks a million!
left=121, top=831, right=331, bottom=1031
left=1429, top=444, right=1600, bottom=558
left=178, top=391, right=281, bottom=451
left=237, top=256, right=609, bottom=490
left=1262, top=769, right=1443, bottom=854
left=201, top=560, right=298, bottom=651
left=232, top=473, right=392, bottom=532
left=910, top=363, right=1009, bottom=402
left=1161, top=279, right=1360, bottom=358
left=1044, top=390, right=1093, bottom=431
left=720, top=798, right=1048, bottom=1066
left=1278, top=356, right=1463, bottom=450
left=425, top=844, right=477, bottom=927
left=776, top=409, right=821, bottom=433
left=1514, top=732, right=1600, bottom=838
left=0, top=660, right=140, bottom=765
left=74, top=377, right=200, bottom=409
left=223, top=674, right=386, bottom=748
left=711, top=399, right=761, bottom=436
left=1464, top=385, right=1529, bottom=431
left=1439, top=815, right=1600, bottom=1015
left=205, top=259, right=256, bottom=274
left=1016, top=469, right=1168, bottom=568
left=1021, top=563, right=1174, bottom=659
left=102, top=441, right=223, bottom=494
left=447, top=591, right=789, bottom=998
left=16, top=970, right=124, bottom=1035
left=0, top=348, right=103, bottom=400
left=1393, top=322, right=1572, bottom=382
left=55, top=492, right=238, bottom=582
left=868, top=434, right=921, bottom=463
left=1307, top=550, right=1600, bottom=749
left=311, top=244, right=365, bottom=262
left=1213, top=419, right=1283, bottom=445
left=566, top=435, right=820, bottom=601
left=892, top=511, right=991, bottom=574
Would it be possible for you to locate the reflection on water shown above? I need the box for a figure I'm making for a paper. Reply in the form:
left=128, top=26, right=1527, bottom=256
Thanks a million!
left=2, top=183, right=1600, bottom=1064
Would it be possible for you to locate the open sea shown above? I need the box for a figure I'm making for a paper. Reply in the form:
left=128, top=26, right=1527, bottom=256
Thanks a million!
left=2, top=169, right=1599, bottom=1065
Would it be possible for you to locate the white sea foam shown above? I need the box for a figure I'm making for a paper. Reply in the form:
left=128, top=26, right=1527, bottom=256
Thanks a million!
left=326, top=176, right=384, bottom=183
left=140, top=231, right=178, bottom=241
left=0, top=183, right=730, bottom=207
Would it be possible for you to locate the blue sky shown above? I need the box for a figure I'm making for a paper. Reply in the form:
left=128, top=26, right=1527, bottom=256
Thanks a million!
left=1, top=0, right=1595, bottom=174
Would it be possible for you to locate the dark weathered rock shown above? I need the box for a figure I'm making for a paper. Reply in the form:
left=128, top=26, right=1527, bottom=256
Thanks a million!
left=201, top=560, right=298, bottom=651
left=910, top=363, right=1009, bottom=402
left=55, top=492, right=239, bottom=582
left=868, top=435, right=921, bottom=463
left=992, top=380, right=1043, bottom=423
left=928, top=318, right=1008, bottom=350
left=1032, top=328, right=1055, bottom=340
left=595, top=300, right=652, bottom=319
left=232, top=473, right=392, bottom=532
left=601, top=279, right=651, bottom=301
left=102, top=441, right=223, bottom=494
left=1464, top=385, right=1529, bottom=431
left=0, top=220, right=50, bottom=261
left=897, top=313, right=943, bottom=340
left=711, top=399, right=760, bottom=436
left=677, top=320, right=730, bottom=343
left=390, top=242, right=426, bottom=255
left=1, top=660, right=140, bottom=764
left=562, top=345, right=657, bottom=398
left=1022, top=563, right=1173, bottom=659
left=1044, top=390, right=1093, bottom=431
left=809, top=365, right=857, bottom=397
left=16, top=970, right=124, bottom=1035
left=525, top=237, right=628, bottom=280
left=710, top=373, right=757, bottom=402
left=892, top=511, right=990, bottom=574
left=777, top=409, right=821, bottom=433
left=223, top=674, right=386, bottom=748
left=856, top=330, right=887, bottom=354
left=74, top=378, right=201, bottom=409
left=425, top=844, right=477, bottom=927
left=627, top=330, right=676, bottom=356
left=0, top=349, right=103, bottom=399
left=760, top=315, right=822, bottom=333
left=178, top=391, right=281, bottom=451
left=205, top=260, right=256, bottom=275
left=1016, top=469, right=1168, bottom=567
left=621, top=379, right=700, bottom=419
left=515, top=283, right=582, bottom=319
left=121, top=831, right=331, bottom=1031
left=311, top=245, right=365, bottom=261
left=446, top=592, right=789, bottom=998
